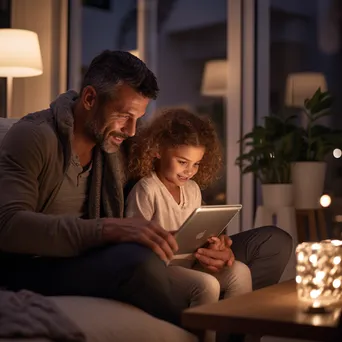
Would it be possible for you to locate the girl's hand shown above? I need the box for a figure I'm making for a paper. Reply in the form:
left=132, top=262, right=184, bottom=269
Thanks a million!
left=195, top=235, right=235, bottom=272
left=207, top=236, right=225, bottom=251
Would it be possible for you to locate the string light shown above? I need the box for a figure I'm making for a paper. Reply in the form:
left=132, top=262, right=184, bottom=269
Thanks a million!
left=320, top=194, right=331, bottom=208
left=333, top=149, right=342, bottom=158
left=296, top=241, right=342, bottom=310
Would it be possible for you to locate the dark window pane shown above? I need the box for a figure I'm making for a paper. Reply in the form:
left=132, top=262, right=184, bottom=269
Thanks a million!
left=0, top=0, right=10, bottom=118
left=82, top=0, right=111, bottom=10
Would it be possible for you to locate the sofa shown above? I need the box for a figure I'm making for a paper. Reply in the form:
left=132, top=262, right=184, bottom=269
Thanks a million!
left=0, top=117, right=197, bottom=342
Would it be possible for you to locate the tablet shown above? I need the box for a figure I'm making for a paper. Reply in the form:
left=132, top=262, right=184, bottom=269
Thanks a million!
left=174, top=204, right=242, bottom=256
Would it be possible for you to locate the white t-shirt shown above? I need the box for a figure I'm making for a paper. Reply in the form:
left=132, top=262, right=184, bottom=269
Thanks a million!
left=125, top=172, right=202, bottom=231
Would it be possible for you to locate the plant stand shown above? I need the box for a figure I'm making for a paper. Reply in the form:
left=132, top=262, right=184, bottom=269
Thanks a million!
left=291, top=162, right=326, bottom=209
left=296, top=208, right=328, bottom=243
left=254, top=205, right=297, bottom=281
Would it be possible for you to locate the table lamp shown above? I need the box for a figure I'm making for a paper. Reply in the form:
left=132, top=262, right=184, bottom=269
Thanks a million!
left=284, top=72, right=327, bottom=108
left=0, top=29, right=43, bottom=117
left=296, top=240, right=342, bottom=312
left=201, top=59, right=227, bottom=97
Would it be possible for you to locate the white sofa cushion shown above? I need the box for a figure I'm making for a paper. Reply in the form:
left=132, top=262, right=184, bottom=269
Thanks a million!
left=50, top=296, right=197, bottom=342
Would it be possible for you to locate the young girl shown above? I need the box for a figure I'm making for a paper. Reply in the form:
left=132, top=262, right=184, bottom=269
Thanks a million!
left=125, top=108, right=252, bottom=310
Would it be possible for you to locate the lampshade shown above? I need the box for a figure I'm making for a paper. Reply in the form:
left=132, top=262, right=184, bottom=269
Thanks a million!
left=296, top=240, right=342, bottom=311
left=284, top=72, right=327, bottom=108
left=0, top=29, right=43, bottom=78
left=129, top=50, right=139, bottom=58
left=201, top=59, right=227, bottom=97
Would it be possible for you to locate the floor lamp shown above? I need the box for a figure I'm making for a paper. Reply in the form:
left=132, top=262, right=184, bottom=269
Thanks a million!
left=0, top=29, right=43, bottom=117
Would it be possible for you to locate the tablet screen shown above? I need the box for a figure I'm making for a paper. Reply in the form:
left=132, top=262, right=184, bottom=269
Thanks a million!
left=174, top=205, right=242, bottom=255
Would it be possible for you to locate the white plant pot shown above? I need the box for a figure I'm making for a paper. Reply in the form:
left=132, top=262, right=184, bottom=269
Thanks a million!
left=291, top=162, right=326, bottom=209
left=262, top=184, right=293, bottom=210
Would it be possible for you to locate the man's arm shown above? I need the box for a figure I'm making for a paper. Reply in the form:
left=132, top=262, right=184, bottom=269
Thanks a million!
left=0, top=121, right=103, bottom=257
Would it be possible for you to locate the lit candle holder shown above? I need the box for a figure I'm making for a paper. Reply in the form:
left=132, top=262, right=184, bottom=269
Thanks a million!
left=296, top=240, right=342, bottom=312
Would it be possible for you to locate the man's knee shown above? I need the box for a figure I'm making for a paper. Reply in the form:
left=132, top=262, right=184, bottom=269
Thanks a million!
left=258, top=226, right=293, bottom=257
left=91, top=244, right=182, bottom=326
left=88, top=243, right=165, bottom=285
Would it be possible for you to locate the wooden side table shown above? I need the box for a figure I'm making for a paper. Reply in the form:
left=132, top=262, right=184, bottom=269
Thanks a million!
left=182, top=280, right=341, bottom=342
left=296, top=208, right=328, bottom=243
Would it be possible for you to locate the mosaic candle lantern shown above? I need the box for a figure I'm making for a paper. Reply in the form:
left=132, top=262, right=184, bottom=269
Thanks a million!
left=296, top=240, right=342, bottom=310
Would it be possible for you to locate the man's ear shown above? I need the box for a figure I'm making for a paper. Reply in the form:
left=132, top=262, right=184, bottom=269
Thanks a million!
left=82, top=86, right=97, bottom=110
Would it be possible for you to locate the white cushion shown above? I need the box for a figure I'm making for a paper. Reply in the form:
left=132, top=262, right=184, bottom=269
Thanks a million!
left=0, top=298, right=197, bottom=342
left=50, top=297, right=197, bottom=342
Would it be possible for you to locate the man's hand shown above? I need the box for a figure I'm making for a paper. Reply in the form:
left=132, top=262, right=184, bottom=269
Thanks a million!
left=195, top=235, right=235, bottom=272
left=102, top=217, right=178, bottom=263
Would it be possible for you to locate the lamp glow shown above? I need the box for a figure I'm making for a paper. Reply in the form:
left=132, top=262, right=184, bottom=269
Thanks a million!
left=333, top=148, right=342, bottom=158
left=0, top=29, right=43, bottom=118
left=0, top=29, right=43, bottom=77
left=296, top=241, right=342, bottom=309
left=201, top=60, right=227, bottom=97
left=320, top=194, right=331, bottom=208
left=285, top=72, right=327, bottom=108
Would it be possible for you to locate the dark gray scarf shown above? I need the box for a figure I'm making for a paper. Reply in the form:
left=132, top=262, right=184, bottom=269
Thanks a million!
left=88, top=147, right=124, bottom=219
left=50, top=90, right=125, bottom=220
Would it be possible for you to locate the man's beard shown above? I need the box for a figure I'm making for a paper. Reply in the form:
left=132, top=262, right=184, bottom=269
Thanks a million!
left=85, top=120, right=128, bottom=153
left=101, top=132, right=129, bottom=153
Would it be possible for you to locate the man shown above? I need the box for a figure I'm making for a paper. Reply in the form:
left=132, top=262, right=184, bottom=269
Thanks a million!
left=0, top=51, right=292, bottom=328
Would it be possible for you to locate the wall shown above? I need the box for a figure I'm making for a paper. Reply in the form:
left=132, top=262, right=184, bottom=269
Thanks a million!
left=10, top=0, right=68, bottom=117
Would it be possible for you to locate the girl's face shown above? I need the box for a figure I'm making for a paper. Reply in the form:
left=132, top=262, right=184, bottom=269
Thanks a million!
left=156, top=144, right=205, bottom=187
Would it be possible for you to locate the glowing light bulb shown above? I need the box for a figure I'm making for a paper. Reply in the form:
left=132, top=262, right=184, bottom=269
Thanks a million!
left=310, top=289, right=320, bottom=299
left=333, top=256, right=341, bottom=265
left=333, top=279, right=341, bottom=288
left=316, top=271, right=325, bottom=281
left=320, top=194, right=331, bottom=208
left=333, top=148, right=342, bottom=158
left=312, top=243, right=321, bottom=250
left=309, top=254, right=318, bottom=265
left=298, top=252, right=304, bottom=262
left=332, top=240, right=342, bottom=246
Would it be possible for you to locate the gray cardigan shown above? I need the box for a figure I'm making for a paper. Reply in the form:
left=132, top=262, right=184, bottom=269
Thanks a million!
left=0, top=91, right=124, bottom=257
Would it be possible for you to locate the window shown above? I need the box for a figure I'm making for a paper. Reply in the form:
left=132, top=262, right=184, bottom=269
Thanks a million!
left=0, top=0, right=10, bottom=118
left=83, top=0, right=111, bottom=11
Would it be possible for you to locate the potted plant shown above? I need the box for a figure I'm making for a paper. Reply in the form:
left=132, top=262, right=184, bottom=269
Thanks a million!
left=290, top=88, right=342, bottom=209
left=235, top=115, right=297, bottom=209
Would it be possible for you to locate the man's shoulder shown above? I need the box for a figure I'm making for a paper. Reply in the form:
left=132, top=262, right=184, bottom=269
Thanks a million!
left=0, top=109, right=59, bottom=158
left=8, top=109, right=56, bottom=142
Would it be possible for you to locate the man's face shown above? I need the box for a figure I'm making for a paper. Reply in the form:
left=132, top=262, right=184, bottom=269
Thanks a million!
left=83, top=84, right=150, bottom=153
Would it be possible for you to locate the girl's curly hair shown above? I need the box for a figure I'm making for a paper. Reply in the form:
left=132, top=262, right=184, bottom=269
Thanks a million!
left=128, top=108, right=223, bottom=189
